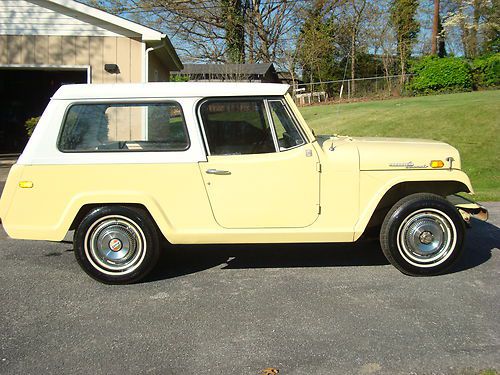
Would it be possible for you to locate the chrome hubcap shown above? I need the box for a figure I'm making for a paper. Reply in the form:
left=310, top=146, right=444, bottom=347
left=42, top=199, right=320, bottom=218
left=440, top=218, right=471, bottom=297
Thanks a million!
left=397, top=209, right=457, bottom=268
left=84, top=215, right=147, bottom=275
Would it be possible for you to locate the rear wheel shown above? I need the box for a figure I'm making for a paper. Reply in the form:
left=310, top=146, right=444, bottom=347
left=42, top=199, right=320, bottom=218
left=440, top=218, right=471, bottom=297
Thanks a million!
left=74, top=206, right=160, bottom=284
left=380, top=193, right=465, bottom=276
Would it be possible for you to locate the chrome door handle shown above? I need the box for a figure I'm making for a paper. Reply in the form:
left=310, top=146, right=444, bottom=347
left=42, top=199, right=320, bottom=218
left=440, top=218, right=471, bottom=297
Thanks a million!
left=206, top=169, right=231, bottom=175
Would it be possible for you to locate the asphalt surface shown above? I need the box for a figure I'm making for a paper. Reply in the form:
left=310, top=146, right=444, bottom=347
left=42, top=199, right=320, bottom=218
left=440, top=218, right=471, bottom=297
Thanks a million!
left=0, top=169, right=499, bottom=375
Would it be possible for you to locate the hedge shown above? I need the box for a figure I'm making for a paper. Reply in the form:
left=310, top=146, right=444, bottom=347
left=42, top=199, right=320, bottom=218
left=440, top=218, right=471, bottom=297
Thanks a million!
left=409, top=56, right=473, bottom=94
left=472, top=53, right=500, bottom=88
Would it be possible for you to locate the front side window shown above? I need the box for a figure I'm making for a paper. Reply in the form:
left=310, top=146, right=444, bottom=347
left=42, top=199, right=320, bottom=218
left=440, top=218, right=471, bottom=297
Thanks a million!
left=59, top=102, right=189, bottom=152
left=200, top=99, right=275, bottom=155
left=268, top=100, right=305, bottom=150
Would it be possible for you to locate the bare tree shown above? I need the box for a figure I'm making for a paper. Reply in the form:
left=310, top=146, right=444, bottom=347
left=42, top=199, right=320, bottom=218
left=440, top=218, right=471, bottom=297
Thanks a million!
left=101, top=0, right=303, bottom=63
left=346, top=0, right=368, bottom=93
left=245, top=0, right=303, bottom=63
left=367, top=1, right=398, bottom=89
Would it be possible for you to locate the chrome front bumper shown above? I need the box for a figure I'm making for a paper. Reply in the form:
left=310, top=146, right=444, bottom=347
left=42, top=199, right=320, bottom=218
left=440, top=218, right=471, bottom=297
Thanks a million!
left=447, top=194, right=489, bottom=225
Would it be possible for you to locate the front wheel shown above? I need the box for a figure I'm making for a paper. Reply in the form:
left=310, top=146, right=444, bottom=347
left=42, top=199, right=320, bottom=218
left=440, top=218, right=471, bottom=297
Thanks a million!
left=380, top=193, right=466, bottom=276
left=74, top=206, right=160, bottom=284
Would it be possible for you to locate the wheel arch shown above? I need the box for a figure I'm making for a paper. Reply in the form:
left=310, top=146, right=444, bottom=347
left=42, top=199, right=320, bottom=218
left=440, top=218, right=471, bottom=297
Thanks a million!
left=354, top=177, right=471, bottom=240
left=70, top=203, right=154, bottom=230
left=65, top=198, right=173, bottom=244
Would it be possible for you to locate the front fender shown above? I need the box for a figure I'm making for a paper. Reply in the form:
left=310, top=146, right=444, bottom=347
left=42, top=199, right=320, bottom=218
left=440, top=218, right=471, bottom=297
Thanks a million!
left=353, top=169, right=474, bottom=240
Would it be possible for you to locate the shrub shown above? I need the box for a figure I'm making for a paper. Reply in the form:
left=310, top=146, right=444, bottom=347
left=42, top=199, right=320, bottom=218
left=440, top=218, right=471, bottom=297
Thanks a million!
left=409, top=56, right=472, bottom=94
left=170, top=74, right=189, bottom=82
left=25, top=116, right=40, bottom=137
left=472, top=53, right=500, bottom=88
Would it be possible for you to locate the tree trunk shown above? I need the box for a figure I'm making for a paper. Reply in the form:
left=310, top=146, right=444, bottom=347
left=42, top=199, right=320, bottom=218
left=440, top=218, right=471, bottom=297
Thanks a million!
left=248, top=20, right=254, bottom=63
left=431, top=0, right=440, bottom=55
left=351, top=30, right=356, bottom=94
left=437, top=15, right=446, bottom=57
left=223, top=0, right=245, bottom=63
left=471, top=0, right=481, bottom=57
left=400, top=40, right=406, bottom=85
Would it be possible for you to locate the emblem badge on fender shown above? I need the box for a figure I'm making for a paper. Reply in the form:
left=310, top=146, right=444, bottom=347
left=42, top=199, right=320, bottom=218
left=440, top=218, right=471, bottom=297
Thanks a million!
left=389, top=161, right=428, bottom=169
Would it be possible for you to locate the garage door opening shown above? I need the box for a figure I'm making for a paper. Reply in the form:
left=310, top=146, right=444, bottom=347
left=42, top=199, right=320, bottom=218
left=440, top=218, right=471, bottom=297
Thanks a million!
left=0, top=69, right=87, bottom=154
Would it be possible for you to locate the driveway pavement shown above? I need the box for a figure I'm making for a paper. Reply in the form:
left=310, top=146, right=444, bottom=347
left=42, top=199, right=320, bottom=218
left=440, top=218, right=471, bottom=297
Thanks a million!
left=0, top=173, right=498, bottom=374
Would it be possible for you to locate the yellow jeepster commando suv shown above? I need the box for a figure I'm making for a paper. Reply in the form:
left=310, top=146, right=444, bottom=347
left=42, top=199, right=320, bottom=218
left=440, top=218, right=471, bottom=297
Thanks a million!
left=0, top=83, right=488, bottom=284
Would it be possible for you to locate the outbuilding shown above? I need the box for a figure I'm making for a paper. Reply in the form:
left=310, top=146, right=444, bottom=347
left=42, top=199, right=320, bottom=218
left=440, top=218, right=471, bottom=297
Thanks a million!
left=171, top=63, right=280, bottom=83
left=0, top=0, right=182, bottom=153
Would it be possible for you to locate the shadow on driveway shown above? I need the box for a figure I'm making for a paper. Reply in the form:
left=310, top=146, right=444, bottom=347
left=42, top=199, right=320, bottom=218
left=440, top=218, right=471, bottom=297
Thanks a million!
left=454, top=218, right=500, bottom=273
left=8, top=217, right=499, bottom=283
left=145, top=217, right=499, bottom=282
left=146, top=239, right=389, bottom=282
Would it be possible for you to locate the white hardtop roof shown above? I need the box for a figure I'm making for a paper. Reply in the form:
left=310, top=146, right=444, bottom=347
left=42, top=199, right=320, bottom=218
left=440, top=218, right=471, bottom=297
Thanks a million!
left=52, top=82, right=291, bottom=100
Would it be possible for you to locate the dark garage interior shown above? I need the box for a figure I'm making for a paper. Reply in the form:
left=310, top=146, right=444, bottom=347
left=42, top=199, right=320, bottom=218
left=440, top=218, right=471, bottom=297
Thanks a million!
left=0, top=69, right=87, bottom=154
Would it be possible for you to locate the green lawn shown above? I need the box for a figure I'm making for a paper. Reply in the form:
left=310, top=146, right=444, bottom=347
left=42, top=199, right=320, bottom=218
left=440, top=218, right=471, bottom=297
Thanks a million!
left=299, top=91, right=500, bottom=201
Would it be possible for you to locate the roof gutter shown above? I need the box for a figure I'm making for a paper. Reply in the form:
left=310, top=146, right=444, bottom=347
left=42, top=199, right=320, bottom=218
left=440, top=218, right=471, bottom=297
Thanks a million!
left=143, top=36, right=184, bottom=82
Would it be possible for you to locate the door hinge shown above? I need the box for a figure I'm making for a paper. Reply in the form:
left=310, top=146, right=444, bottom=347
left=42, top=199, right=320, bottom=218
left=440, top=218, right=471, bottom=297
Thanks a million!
left=316, top=163, right=322, bottom=173
left=317, top=204, right=321, bottom=214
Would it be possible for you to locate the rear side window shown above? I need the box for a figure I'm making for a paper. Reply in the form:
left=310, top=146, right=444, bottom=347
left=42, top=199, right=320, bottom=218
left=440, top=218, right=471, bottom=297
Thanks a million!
left=58, top=102, right=189, bottom=152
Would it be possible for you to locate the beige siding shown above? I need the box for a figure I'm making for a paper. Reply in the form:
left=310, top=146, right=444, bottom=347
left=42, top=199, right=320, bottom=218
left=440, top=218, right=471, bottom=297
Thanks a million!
left=102, top=37, right=116, bottom=84
left=148, top=54, right=169, bottom=82
left=21, top=35, right=35, bottom=64
left=0, top=35, right=171, bottom=84
left=89, top=37, right=104, bottom=83
left=75, top=36, right=90, bottom=66
left=34, top=35, right=49, bottom=64
left=61, top=36, right=76, bottom=66
left=130, top=39, right=142, bottom=83
left=116, top=37, right=131, bottom=83
left=48, top=35, right=62, bottom=65
left=7, top=35, right=22, bottom=64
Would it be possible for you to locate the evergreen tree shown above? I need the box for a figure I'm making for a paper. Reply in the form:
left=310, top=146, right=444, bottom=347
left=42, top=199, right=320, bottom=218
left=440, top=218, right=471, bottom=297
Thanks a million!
left=222, top=0, right=246, bottom=63
left=390, top=0, right=420, bottom=80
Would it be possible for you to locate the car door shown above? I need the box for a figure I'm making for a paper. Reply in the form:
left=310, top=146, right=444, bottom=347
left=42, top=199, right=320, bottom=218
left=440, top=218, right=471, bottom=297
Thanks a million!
left=198, top=97, right=320, bottom=229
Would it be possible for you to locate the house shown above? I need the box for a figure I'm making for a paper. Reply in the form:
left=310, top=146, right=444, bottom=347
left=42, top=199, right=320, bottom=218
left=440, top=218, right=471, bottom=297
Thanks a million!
left=276, top=71, right=303, bottom=86
left=0, top=0, right=183, bottom=154
left=172, top=63, right=280, bottom=83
